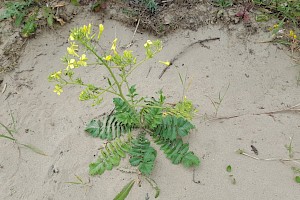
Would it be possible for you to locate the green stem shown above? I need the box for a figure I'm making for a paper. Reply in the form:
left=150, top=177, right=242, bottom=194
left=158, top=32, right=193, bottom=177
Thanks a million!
left=83, top=42, right=129, bottom=104
left=64, top=81, right=120, bottom=97
left=120, top=49, right=161, bottom=86
left=134, top=104, right=165, bottom=109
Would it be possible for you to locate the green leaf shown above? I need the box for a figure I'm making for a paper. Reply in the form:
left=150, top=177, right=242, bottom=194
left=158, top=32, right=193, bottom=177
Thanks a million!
left=182, top=152, right=200, bottom=168
left=114, top=180, right=135, bottom=200
left=85, top=119, right=101, bottom=137
left=113, top=98, right=139, bottom=126
left=139, top=162, right=154, bottom=175
left=129, top=157, right=142, bottom=166
left=126, top=85, right=138, bottom=101
left=143, top=107, right=163, bottom=129
left=255, top=14, right=269, bottom=22
left=152, top=135, right=199, bottom=168
left=128, top=134, right=157, bottom=175
left=154, top=115, right=194, bottom=141
left=70, top=0, right=80, bottom=6
left=169, top=98, right=196, bottom=120
left=21, top=17, right=37, bottom=37
left=47, top=15, right=53, bottom=26
left=86, top=115, right=132, bottom=141
left=295, top=176, right=300, bottom=183
left=89, top=138, right=130, bottom=176
left=89, top=162, right=105, bottom=176
left=226, top=165, right=232, bottom=172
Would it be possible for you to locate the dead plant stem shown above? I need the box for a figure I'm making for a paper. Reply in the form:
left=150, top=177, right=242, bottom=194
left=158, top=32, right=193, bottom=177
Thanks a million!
left=159, top=37, right=220, bottom=79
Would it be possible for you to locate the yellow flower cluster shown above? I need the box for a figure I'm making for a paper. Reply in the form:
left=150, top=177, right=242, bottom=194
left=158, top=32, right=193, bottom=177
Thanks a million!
left=144, top=40, right=153, bottom=48
left=111, top=38, right=118, bottom=55
left=66, top=36, right=88, bottom=70
left=49, top=70, right=62, bottom=80
left=289, top=30, right=297, bottom=39
left=67, top=42, right=79, bottom=57
left=98, top=24, right=104, bottom=40
left=53, top=85, right=63, bottom=95
left=69, top=23, right=104, bottom=41
left=104, top=55, right=112, bottom=61
left=69, top=24, right=93, bottom=41
left=143, top=39, right=162, bottom=59
left=67, top=54, right=88, bottom=69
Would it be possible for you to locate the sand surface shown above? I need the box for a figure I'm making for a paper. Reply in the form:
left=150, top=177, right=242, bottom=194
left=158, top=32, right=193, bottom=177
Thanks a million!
left=1, top=11, right=300, bottom=200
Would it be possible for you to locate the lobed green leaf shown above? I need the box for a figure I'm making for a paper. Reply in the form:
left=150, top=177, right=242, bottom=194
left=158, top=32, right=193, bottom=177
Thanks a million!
left=153, top=135, right=200, bottom=167
left=85, top=115, right=132, bottom=141
left=89, top=138, right=130, bottom=176
left=154, top=115, right=194, bottom=141
left=128, top=134, right=157, bottom=175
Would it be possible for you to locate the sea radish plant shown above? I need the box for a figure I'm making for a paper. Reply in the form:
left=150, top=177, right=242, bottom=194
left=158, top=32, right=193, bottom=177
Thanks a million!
left=48, top=24, right=200, bottom=199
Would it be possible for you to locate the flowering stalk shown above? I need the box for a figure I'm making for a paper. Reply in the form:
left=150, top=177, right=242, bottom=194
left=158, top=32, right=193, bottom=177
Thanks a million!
left=49, top=24, right=164, bottom=107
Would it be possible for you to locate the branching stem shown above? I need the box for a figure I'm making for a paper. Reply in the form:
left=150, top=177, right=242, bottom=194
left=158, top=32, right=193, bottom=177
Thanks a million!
left=84, top=41, right=129, bottom=104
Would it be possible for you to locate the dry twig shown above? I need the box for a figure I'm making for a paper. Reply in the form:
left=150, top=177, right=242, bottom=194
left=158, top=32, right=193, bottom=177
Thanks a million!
left=237, top=149, right=300, bottom=165
left=204, top=103, right=300, bottom=122
left=159, top=37, right=220, bottom=79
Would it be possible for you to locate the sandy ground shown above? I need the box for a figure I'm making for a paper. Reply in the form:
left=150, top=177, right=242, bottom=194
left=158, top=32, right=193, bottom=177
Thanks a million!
left=1, top=11, right=300, bottom=200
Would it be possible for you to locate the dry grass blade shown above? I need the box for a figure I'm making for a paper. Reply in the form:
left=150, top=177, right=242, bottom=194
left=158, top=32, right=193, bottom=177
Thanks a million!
left=65, top=181, right=82, bottom=185
left=1, top=83, right=7, bottom=94
left=20, top=143, right=48, bottom=156
left=237, top=149, right=300, bottom=165
left=65, top=175, right=92, bottom=188
left=204, top=102, right=300, bottom=123
left=117, top=167, right=138, bottom=174
left=75, top=174, right=84, bottom=183
left=0, top=134, right=16, bottom=141
left=144, top=176, right=160, bottom=198
left=0, top=122, right=14, bottom=137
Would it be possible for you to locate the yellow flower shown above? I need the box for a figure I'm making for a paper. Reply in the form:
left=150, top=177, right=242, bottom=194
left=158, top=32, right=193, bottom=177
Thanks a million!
left=82, top=25, right=88, bottom=34
left=273, top=24, right=278, bottom=29
left=123, top=50, right=132, bottom=58
left=98, top=24, right=104, bottom=40
left=69, top=34, right=75, bottom=41
left=67, top=47, right=79, bottom=57
left=67, top=42, right=79, bottom=56
left=111, top=38, right=118, bottom=54
left=70, top=42, right=78, bottom=49
left=80, top=54, right=87, bottom=61
left=50, top=70, right=62, bottom=79
left=104, top=55, right=112, bottom=61
left=144, top=40, right=153, bottom=48
left=159, top=61, right=171, bottom=66
left=88, top=24, right=92, bottom=35
left=289, top=30, right=297, bottom=39
left=67, top=59, right=76, bottom=69
left=77, top=54, right=88, bottom=66
left=53, top=85, right=63, bottom=95
left=81, top=24, right=92, bottom=38
left=162, top=112, right=168, bottom=116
